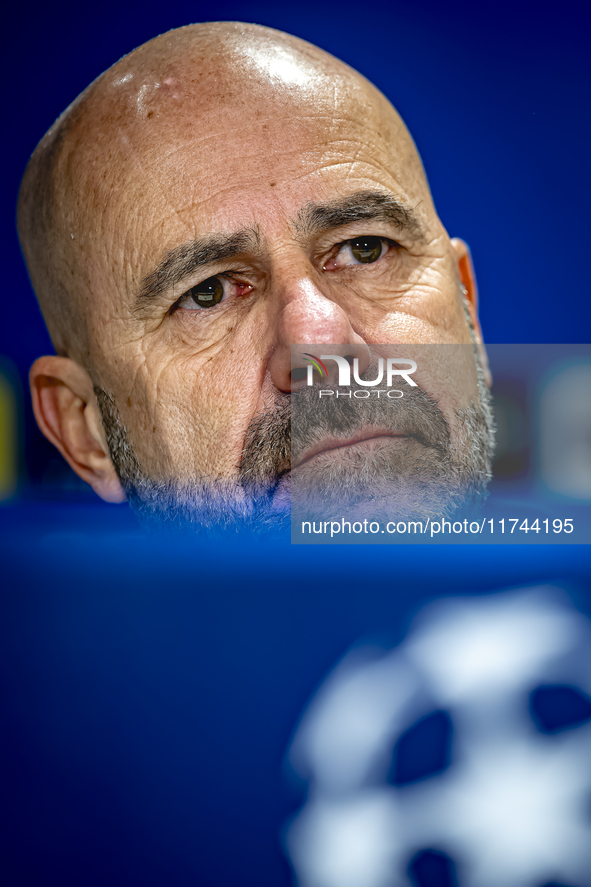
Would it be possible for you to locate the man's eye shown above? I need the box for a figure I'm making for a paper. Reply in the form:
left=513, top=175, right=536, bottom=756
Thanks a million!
left=325, top=236, right=390, bottom=271
left=350, top=236, right=384, bottom=263
left=178, top=276, right=225, bottom=310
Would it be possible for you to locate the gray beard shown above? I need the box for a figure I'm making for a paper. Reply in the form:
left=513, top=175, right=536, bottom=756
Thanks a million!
left=94, top=360, right=495, bottom=534
left=288, top=383, right=494, bottom=525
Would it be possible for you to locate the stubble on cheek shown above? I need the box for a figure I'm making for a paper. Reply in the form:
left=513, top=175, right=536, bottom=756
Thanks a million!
left=103, top=357, right=256, bottom=483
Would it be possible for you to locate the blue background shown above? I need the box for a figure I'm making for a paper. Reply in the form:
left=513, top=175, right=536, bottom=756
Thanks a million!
left=2, top=521, right=590, bottom=887
left=1, top=1, right=590, bottom=885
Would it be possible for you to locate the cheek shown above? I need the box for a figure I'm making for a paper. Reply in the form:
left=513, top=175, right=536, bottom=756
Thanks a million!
left=344, top=256, right=471, bottom=345
left=373, top=345, right=481, bottom=413
left=109, top=351, right=264, bottom=479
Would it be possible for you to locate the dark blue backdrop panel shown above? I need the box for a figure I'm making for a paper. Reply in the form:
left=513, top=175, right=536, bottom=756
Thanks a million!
left=1, top=515, right=590, bottom=885
left=2, top=3, right=590, bottom=884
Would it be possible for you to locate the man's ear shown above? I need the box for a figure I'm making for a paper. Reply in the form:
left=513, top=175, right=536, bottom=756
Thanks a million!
left=30, top=356, right=126, bottom=503
left=450, top=237, right=491, bottom=388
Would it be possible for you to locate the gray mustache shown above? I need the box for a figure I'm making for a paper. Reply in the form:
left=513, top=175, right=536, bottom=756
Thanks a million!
left=291, top=383, right=450, bottom=460
left=239, top=382, right=451, bottom=488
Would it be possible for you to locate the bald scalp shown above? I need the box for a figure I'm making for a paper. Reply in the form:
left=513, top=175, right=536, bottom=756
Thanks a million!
left=17, top=21, right=429, bottom=366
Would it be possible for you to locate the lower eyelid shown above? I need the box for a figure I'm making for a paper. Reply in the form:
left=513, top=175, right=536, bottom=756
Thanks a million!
left=325, top=239, right=392, bottom=270
left=175, top=279, right=253, bottom=312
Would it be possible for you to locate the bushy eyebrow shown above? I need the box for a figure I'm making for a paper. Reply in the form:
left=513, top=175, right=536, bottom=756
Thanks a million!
left=135, top=228, right=261, bottom=309
left=294, top=190, right=425, bottom=239
left=134, top=190, right=423, bottom=310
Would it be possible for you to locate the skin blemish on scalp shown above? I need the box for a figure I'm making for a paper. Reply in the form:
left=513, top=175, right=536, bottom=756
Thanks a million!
left=157, top=77, right=180, bottom=100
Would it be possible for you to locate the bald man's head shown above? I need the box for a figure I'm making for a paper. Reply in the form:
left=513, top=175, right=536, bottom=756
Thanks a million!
left=18, top=22, right=429, bottom=365
left=18, top=22, right=492, bottom=526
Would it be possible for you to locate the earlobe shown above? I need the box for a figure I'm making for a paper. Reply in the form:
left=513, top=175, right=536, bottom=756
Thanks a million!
left=30, top=356, right=126, bottom=503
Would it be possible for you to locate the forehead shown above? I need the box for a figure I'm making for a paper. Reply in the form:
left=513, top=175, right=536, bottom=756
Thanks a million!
left=64, top=52, right=431, bottom=295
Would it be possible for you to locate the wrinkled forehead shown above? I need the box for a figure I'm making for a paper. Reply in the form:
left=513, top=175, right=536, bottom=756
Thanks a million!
left=65, top=34, right=425, bottom=217
left=92, top=29, right=386, bottom=137
left=55, top=34, right=432, bottom=315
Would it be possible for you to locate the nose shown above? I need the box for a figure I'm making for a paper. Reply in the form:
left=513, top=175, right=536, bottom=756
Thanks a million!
left=268, top=276, right=370, bottom=392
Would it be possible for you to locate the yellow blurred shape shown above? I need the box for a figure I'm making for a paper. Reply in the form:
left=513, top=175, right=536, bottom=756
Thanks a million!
left=0, top=371, right=17, bottom=500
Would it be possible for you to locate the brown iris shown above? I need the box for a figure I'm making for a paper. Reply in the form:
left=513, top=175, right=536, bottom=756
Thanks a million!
left=186, top=276, right=224, bottom=308
left=350, top=236, right=383, bottom=263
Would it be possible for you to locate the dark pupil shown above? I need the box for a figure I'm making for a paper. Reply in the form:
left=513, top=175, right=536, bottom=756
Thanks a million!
left=350, top=236, right=383, bottom=263
left=190, top=277, right=224, bottom=307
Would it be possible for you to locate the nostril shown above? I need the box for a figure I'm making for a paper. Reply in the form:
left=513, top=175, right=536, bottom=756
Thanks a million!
left=345, top=354, right=355, bottom=365
left=290, top=367, right=308, bottom=383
